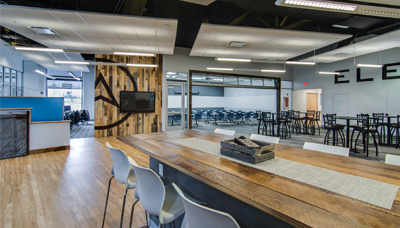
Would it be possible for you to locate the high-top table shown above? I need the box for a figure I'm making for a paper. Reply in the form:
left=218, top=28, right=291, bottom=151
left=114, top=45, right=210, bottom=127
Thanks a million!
left=335, top=116, right=364, bottom=148
left=118, top=129, right=400, bottom=228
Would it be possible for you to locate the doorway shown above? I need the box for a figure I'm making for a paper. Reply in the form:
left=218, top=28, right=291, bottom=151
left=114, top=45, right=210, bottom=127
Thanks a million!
left=166, top=82, right=188, bottom=131
left=306, top=93, right=318, bottom=112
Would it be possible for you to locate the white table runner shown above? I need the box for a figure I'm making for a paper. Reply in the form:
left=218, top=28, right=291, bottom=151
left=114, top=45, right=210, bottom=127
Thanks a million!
left=172, top=137, right=399, bottom=209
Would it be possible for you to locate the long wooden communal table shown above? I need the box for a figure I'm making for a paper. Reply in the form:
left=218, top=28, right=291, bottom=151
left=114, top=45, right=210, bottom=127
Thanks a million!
left=118, top=129, right=400, bottom=228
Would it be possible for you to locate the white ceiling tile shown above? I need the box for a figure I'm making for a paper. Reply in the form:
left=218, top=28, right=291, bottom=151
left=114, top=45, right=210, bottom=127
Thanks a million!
left=0, top=5, right=177, bottom=68
left=190, top=24, right=351, bottom=60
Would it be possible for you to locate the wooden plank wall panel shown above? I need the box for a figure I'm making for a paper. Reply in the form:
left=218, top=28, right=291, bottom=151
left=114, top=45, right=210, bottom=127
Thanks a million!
left=94, top=54, right=162, bottom=137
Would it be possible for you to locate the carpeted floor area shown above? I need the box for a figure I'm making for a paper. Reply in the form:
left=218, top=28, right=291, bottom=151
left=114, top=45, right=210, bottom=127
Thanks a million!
left=70, top=121, right=94, bottom=138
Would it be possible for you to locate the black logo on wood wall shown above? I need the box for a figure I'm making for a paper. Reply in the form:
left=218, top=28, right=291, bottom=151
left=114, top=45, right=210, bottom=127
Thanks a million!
left=94, top=58, right=138, bottom=130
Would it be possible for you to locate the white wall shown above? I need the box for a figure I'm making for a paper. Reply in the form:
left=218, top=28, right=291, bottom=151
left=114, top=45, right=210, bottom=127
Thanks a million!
left=82, top=65, right=95, bottom=120
left=293, top=48, right=400, bottom=115
left=0, top=40, right=26, bottom=72
left=23, top=60, right=47, bottom=97
left=292, top=89, right=322, bottom=112
left=169, top=88, right=276, bottom=112
left=224, top=87, right=276, bottom=112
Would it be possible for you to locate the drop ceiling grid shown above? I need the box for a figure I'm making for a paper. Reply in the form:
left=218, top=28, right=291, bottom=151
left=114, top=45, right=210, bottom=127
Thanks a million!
left=0, top=5, right=178, bottom=55
left=190, top=24, right=352, bottom=60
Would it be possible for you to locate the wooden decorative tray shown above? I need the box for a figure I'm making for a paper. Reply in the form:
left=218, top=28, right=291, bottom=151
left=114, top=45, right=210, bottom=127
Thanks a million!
left=220, top=137, right=275, bottom=164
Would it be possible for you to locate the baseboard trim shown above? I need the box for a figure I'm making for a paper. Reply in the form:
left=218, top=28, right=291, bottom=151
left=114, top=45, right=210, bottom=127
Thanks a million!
left=29, top=145, right=70, bottom=155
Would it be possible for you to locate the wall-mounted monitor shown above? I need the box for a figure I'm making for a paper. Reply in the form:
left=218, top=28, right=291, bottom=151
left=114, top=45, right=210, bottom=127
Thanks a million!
left=120, top=91, right=155, bottom=113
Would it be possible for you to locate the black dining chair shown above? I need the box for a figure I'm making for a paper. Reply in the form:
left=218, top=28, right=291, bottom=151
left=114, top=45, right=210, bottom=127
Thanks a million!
left=276, top=111, right=291, bottom=139
left=372, top=113, right=385, bottom=144
left=323, top=114, right=345, bottom=146
left=292, top=110, right=305, bottom=135
left=350, top=114, right=379, bottom=157
left=389, top=115, right=400, bottom=149
left=260, top=112, right=275, bottom=136
left=309, top=111, right=321, bottom=135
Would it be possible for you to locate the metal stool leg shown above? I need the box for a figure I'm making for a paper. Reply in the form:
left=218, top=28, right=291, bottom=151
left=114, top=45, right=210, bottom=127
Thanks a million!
left=102, top=175, right=114, bottom=228
left=120, top=188, right=129, bottom=228
left=129, top=199, right=139, bottom=228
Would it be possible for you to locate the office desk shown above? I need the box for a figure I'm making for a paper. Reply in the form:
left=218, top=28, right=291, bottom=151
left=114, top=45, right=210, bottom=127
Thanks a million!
left=119, top=130, right=400, bottom=228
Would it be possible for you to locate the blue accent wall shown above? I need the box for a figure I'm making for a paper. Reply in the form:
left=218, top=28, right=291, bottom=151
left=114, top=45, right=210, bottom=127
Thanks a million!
left=0, top=97, right=64, bottom=122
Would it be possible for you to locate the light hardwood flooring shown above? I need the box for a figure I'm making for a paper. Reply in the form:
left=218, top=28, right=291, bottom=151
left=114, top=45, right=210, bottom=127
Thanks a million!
left=0, top=137, right=149, bottom=228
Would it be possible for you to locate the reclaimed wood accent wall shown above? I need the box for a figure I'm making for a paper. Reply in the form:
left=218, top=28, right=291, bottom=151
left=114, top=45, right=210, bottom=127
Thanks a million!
left=94, top=54, right=162, bottom=137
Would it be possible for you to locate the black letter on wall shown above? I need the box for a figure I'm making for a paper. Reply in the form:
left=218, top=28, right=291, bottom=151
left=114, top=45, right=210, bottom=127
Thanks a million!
left=334, top=69, right=350, bottom=84
left=356, top=68, right=373, bottom=82
left=382, top=62, right=400, bottom=80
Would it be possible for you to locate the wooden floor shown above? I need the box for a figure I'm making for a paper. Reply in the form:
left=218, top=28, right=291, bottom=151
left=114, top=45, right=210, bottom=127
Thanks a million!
left=0, top=137, right=149, bottom=228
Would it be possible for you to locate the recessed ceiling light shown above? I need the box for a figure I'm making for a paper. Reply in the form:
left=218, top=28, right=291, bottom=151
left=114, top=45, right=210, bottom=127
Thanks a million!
left=227, top=41, right=246, bottom=47
left=216, top=58, right=251, bottom=62
left=113, top=52, right=155, bottom=56
left=26, top=26, right=56, bottom=35
left=15, top=47, right=64, bottom=52
left=207, top=68, right=233, bottom=71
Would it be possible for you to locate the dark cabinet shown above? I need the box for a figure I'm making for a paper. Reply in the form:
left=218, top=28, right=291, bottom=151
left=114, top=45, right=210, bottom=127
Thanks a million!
left=0, top=110, right=29, bottom=159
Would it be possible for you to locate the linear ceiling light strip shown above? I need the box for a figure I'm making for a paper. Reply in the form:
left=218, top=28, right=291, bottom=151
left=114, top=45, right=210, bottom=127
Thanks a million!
left=14, top=47, right=156, bottom=56
left=356, top=64, right=383, bottom=68
left=275, top=0, right=400, bottom=18
left=276, top=0, right=357, bottom=11
left=15, top=47, right=64, bottom=52
left=126, top=64, right=158, bottom=67
left=68, top=72, right=82, bottom=80
left=206, top=68, right=234, bottom=71
left=285, top=61, right=316, bottom=65
left=54, top=61, right=89, bottom=65
left=216, top=58, right=251, bottom=62
left=318, top=71, right=340, bottom=75
left=261, top=69, right=286, bottom=73
left=35, top=69, right=55, bottom=79
left=113, top=52, right=155, bottom=56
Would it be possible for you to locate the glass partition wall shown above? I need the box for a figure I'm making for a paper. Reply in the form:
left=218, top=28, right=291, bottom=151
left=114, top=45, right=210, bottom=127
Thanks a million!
left=187, top=70, right=281, bottom=129
left=166, top=72, right=189, bottom=131
left=0, top=66, right=23, bottom=97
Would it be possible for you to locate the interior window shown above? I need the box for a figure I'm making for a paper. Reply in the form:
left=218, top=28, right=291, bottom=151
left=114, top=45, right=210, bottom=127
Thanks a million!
left=47, top=80, right=82, bottom=111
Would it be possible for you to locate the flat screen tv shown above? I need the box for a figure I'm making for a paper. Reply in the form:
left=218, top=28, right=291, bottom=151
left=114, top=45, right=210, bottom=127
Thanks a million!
left=120, top=91, right=155, bottom=113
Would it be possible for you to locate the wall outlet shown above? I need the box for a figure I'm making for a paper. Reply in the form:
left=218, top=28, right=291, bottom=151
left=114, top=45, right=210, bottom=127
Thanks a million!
left=159, top=163, right=164, bottom=177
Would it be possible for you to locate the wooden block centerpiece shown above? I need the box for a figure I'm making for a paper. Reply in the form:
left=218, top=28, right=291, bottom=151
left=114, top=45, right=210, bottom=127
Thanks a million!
left=220, top=136, right=275, bottom=164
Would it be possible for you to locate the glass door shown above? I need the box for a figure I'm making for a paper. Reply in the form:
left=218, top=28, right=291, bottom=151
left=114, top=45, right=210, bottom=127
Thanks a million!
left=166, top=82, right=188, bottom=131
